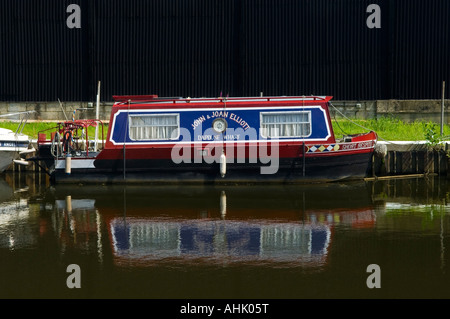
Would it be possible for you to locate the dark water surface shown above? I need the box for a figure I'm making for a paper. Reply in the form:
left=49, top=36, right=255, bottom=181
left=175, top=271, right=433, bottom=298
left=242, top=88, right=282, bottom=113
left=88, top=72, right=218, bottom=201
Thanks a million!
left=1, top=172, right=450, bottom=299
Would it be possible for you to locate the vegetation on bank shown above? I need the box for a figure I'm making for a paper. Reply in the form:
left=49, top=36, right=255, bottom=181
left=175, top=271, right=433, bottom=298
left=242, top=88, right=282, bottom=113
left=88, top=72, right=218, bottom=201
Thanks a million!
left=331, top=116, right=450, bottom=147
left=1, top=116, right=449, bottom=144
left=0, top=121, right=107, bottom=140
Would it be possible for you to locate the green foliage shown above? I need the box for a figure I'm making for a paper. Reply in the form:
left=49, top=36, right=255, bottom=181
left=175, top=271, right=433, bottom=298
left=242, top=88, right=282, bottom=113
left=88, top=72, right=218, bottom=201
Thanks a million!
left=0, top=121, right=108, bottom=140
left=2, top=116, right=450, bottom=143
left=332, top=116, right=450, bottom=142
left=423, top=121, right=445, bottom=150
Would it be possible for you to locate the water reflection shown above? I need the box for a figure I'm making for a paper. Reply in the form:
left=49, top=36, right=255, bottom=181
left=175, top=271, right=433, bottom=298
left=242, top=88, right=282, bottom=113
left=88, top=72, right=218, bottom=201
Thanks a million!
left=98, top=183, right=372, bottom=268
left=1, top=173, right=450, bottom=298
left=2, top=175, right=449, bottom=262
left=2, top=174, right=379, bottom=268
left=0, top=176, right=39, bottom=250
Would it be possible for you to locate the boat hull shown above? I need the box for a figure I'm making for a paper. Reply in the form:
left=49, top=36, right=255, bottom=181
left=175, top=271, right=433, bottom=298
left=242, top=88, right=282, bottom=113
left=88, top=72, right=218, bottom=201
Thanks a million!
left=0, top=151, right=19, bottom=172
left=35, top=95, right=378, bottom=184
left=0, top=144, right=30, bottom=173
left=52, top=149, right=374, bottom=184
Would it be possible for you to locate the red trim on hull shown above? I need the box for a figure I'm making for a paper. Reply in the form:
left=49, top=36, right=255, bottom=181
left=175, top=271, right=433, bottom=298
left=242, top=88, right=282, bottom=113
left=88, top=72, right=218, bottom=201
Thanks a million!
left=95, top=137, right=377, bottom=161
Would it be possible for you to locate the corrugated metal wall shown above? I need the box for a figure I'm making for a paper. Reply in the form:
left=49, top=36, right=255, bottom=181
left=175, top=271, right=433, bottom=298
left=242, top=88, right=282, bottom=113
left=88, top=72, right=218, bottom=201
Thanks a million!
left=0, top=0, right=449, bottom=102
left=391, top=0, right=450, bottom=99
left=0, top=0, right=84, bottom=101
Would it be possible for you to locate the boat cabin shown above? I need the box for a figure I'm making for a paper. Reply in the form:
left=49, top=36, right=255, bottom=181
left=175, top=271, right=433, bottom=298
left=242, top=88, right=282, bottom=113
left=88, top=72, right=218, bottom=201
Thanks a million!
left=106, top=95, right=336, bottom=147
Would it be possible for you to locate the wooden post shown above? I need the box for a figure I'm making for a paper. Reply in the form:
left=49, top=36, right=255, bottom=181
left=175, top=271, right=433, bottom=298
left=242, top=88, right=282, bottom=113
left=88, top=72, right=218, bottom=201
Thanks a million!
left=441, top=81, right=445, bottom=136
left=302, top=141, right=306, bottom=177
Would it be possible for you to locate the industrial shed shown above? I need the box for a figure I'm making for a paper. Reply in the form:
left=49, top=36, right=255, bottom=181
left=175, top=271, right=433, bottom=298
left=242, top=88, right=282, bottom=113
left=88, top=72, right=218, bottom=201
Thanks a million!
left=0, top=0, right=449, bottom=102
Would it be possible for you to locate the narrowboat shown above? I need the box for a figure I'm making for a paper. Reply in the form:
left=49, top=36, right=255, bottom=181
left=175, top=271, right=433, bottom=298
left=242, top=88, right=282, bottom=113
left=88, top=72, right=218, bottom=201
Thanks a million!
left=32, top=95, right=378, bottom=184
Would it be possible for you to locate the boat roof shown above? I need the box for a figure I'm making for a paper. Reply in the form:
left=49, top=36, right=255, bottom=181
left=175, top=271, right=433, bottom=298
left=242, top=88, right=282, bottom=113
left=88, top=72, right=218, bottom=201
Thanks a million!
left=112, top=95, right=333, bottom=107
left=0, top=127, right=14, bottom=134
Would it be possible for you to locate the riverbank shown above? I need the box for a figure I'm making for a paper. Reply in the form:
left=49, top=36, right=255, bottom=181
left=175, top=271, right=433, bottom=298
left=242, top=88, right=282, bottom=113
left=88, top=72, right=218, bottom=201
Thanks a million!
left=1, top=116, right=449, bottom=142
left=0, top=99, right=448, bottom=124
left=3, top=116, right=449, bottom=178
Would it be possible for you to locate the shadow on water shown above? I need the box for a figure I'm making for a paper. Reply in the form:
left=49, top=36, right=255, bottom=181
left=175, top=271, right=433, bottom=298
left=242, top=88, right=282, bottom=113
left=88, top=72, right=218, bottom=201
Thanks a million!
left=1, top=171, right=450, bottom=298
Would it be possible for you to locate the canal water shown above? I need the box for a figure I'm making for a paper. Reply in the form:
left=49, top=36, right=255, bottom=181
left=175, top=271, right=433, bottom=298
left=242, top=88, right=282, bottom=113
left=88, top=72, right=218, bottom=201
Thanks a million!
left=1, top=172, right=450, bottom=301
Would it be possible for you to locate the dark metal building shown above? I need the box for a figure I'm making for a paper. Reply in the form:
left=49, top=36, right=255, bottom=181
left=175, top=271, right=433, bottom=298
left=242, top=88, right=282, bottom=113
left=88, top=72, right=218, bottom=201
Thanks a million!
left=0, top=0, right=449, bottom=102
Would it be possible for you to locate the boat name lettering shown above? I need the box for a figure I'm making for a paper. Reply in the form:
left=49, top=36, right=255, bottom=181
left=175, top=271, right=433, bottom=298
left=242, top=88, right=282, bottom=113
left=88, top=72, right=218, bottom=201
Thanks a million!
left=191, top=111, right=250, bottom=131
left=192, top=115, right=207, bottom=129
left=211, top=110, right=229, bottom=119
left=223, top=134, right=241, bottom=140
left=229, top=113, right=250, bottom=131
left=197, top=134, right=241, bottom=141
left=340, top=143, right=356, bottom=150
left=1, top=142, right=15, bottom=147
left=340, top=141, right=373, bottom=150
left=198, top=135, right=216, bottom=141
left=357, top=141, right=373, bottom=148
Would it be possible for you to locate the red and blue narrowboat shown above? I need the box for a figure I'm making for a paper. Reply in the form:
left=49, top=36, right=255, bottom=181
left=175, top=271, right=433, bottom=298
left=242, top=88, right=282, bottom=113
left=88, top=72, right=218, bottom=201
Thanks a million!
left=33, top=95, right=378, bottom=184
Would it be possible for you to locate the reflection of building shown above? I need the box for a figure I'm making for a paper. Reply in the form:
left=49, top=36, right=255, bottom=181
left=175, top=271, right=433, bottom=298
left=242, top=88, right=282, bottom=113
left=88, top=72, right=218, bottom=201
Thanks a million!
left=109, top=218, right=331, bottom=266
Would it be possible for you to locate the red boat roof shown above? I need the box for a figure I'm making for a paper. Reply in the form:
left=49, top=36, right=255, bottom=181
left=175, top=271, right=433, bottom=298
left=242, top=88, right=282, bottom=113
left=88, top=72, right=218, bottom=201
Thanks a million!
left=113, top=95, right=159, bottom=102
left=112, top=95, right=333, bottom=106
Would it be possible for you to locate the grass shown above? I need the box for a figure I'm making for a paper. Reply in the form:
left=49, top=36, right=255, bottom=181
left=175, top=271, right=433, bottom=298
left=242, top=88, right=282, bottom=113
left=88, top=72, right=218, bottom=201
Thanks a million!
left=1, top=116, right=449, bottom=142
left=0, top=121, right=108, bottom=140
left=332, top=116, right=450, bottom=142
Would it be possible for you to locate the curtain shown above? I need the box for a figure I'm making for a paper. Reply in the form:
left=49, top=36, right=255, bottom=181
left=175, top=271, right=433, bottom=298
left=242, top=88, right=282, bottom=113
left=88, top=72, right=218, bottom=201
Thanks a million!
left=129, top=114, right=179, bottom=140
left=261, top=112, right=310, bottom=137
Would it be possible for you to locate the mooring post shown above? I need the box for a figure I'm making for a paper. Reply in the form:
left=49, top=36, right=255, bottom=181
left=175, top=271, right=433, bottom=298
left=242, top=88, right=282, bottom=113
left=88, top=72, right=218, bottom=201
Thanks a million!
left=372, top=153, right=375, bottom=177
left=441, top=80, right=445, bottom=136
left=302, top=141, right=306, bottom=177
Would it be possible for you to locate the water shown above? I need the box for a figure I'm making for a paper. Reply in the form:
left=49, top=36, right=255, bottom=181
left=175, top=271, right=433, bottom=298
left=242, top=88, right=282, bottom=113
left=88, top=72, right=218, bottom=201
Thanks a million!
left=1, top=172, right=450, bottom=300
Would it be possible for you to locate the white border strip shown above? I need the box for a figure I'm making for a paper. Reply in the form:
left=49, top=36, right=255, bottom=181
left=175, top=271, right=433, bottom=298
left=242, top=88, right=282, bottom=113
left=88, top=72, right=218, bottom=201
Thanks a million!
left=110, top=105, right=332, bottom=145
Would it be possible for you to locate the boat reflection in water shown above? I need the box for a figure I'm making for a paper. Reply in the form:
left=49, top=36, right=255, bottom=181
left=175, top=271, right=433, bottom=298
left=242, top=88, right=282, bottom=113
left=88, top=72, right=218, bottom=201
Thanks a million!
left=0, top=177, right=39, bottom=250
left=3, top=173, right=450, bottom=298
left=109, top=209, right=332, bottom=267
left=48, top=181, right=376, bottom=268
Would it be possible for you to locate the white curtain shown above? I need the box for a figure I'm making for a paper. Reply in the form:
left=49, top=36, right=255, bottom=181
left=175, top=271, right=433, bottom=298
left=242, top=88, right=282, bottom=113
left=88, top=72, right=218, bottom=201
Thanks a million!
left=129, top=115, right=179, bottom=140
left=262, top=112, right=310, bottom=137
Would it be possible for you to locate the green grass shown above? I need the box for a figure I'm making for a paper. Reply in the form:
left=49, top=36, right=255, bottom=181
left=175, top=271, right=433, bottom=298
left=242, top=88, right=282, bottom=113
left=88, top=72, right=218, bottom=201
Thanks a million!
left=1, top=116, right=450, bottom=142
left=332, top=116, right=450, bottom=142
left=0, top=121, right=108, bottom=140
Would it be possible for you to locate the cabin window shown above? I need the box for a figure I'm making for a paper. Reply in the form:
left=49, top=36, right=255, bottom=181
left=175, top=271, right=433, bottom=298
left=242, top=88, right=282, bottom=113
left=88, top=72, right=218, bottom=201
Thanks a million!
left=129, top=114, right=179, bottom=140
left=260, top=111, right=311, bottom=138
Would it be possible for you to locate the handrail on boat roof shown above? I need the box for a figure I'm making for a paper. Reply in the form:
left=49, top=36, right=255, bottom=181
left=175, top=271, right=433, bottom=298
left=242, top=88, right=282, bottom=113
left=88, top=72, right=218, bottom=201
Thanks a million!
left=112, top=95, right=333, bottom=105
left=0, top=110, right=36, bottom=135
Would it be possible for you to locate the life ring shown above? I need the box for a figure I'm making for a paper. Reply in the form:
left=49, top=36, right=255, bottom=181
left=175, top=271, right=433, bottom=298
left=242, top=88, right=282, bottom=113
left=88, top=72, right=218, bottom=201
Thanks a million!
left=62, top=130, right=73, bottom=154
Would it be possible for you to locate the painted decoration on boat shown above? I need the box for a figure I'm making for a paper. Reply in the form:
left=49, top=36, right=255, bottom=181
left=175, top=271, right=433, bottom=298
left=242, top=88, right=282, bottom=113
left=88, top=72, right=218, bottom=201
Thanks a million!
left=109, top=105, right=332, bottom=145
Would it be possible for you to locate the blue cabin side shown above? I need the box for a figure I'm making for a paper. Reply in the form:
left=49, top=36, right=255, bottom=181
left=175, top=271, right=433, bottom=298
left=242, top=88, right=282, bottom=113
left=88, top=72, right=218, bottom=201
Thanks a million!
left=108, top=103, right=334, bottom=146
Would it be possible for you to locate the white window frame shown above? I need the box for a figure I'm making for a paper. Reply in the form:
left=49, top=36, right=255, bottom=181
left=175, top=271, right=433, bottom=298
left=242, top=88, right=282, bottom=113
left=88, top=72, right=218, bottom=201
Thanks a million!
left=260, top=111, right=311, bottom=138
left=128, top=113, right=180, bottom=141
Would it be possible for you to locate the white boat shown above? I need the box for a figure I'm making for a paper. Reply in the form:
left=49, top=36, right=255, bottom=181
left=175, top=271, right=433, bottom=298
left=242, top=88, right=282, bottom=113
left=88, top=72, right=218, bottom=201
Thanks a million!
left=0, top=111, right=35, bottom=173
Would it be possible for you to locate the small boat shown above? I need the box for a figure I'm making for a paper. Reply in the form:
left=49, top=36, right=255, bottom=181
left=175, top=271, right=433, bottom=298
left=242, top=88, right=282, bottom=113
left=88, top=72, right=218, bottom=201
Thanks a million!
left=0, top=112, right=35, bottom=173
left=32, top=95, right=378, bottom=184
left=32, top=119, right=105, bottom=176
